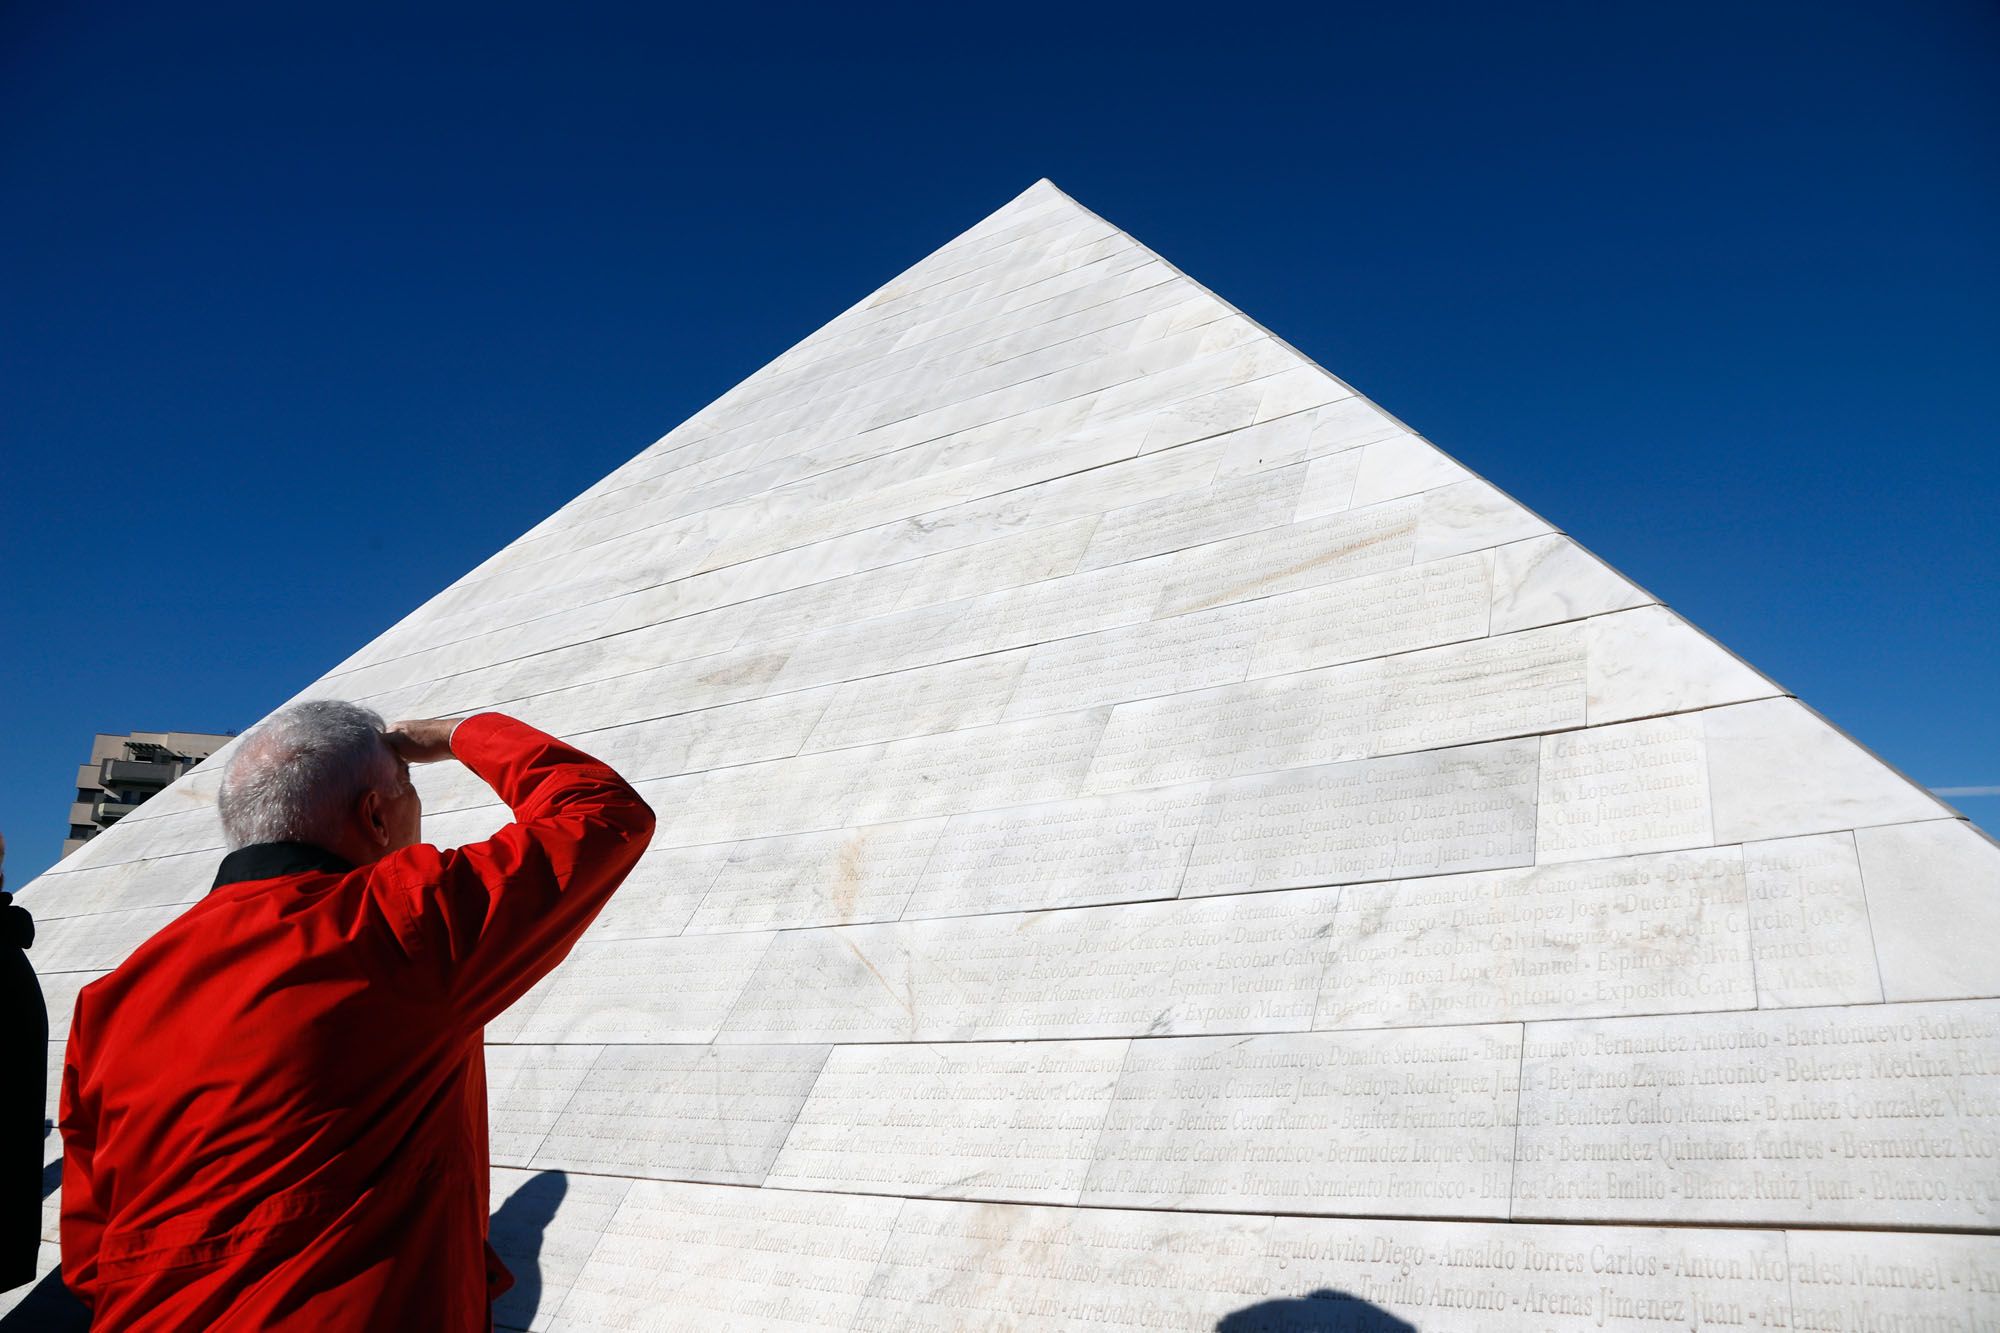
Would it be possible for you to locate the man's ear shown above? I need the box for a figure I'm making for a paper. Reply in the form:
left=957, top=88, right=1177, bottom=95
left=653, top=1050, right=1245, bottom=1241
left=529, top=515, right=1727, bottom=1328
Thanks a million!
left=357, top=789, right=391, bottom=849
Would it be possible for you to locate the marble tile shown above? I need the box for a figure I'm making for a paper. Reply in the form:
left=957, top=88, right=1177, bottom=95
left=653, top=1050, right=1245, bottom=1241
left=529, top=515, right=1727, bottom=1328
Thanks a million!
left=1854, top=819, right=2000, bottom=1003
left=854, top=1197, right=1270, bottom=1332
left=486, top=1043, right=601, bottom=1166
left=1255, top=551, right=1492, bottom=677
left=1179, top=738, right=1542, bottom=897
left=1414, top=479, right=1554, bottom=563
left=1291, top=446, right=1366, bottom=522
left=30, top=903, right=185, bottom=973
left=1315, top=846, right=1755, bottom=1030
left=1348, top=434, right=1473, bottom=508
left=489, top=1167, right=633, bottom=1332
left=1585, top=604, right=1780, bottom=725
left=765, top=1039, right=1130, bottom=1203
left=1154, top=495, right=1420, bottom=618
left=547, top=1178, right=901, bottom=1333
left=1785, top=1229, right=2000, bottom=1332
left=1209, top=410, right=1319, bottom=478
left=1489, top=533, right=1652, bottom=634
left=1077, top=463, right=1306, bottom=571
left=721, top=885, right=1340, bottom=1045
left=1536, top=714, right=1713, bottom=864
left=530, top=1044, right=830, bottom=1185
left=513, top=932, right=776, bottom=1043
left=902, top=783, right=1208, bottom=919
left=1081, top=1026, right=1521, bottom=1216
left=18, top=851, right=216, bottom=920
left=577, top=842, right=731, bottom=943
left=1260, top=1215, right=1793, bottom=1332
left=1744, top=831, right=1883, bottom=1008
left=1003, top=598, right=1264, bottom=720
left=684, top=817, right=948, bottom=935
left=1514, top=998, right=2000, bottom=1226
left=1706, top=697, right=1951, bottom=844
left=800, top=650, right=1026, bottom=752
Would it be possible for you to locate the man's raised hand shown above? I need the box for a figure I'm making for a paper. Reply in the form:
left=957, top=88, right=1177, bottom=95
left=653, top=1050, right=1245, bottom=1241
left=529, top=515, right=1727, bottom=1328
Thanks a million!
left=385, top=718, right=463, bottom=765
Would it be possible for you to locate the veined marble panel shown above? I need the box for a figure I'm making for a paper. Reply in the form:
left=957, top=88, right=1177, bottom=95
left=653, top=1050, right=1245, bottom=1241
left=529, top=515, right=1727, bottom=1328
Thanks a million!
left=800, top=650, right=1026, bottom=752
left=683, top=817, right=948, bottom=935
left=1077, top=462, right=1306, bottom=571
left=852, top=1197, right=1269, bottom=1332
left=1414, top=478, right=1554, bottom=564
left=1489, top=532, right=1654, bottom=634
left=658, top=707, right=1110, bottom=848
left=1291, top=444, right=1366, bottom=522
left=765, top=1040, right=1130, bottom=1203
left=480, top=643, right=792, bottom=738
left=1139, top=381, right=1265, bottom=455
left=1514, top=998, right=2000, bottom=1226
left=1081, top=1026, right=1521, bottom=1216
left=547, top=1179, right=902, bottom=1333
left=1260, top=1215, right=1794, bottom=1332
left=31, top=903, right=186, bottom=973
left=1855, top=818, right=2000, bottom=1004
left=1154, top=495, right=1421, bottom=618
left=1348, top=434, right=1473, bottom=508
left=1536, top=714, right=1713, bottom=864
left=22, top=850, right=215, bottom=920
left=1180, top=738, right=1541, bottom=896
left=900, top=783, right=1208, bottom=919
left=36, top=968, right=107, bottom=1039
left=576, top=841, right=732, bottom=944
left=890, top=514, right=1098, bottom=610
left=1368, top=620, right=1587, bottom=756
left=1206, top=406, right=1320, bottom=477
left=1256, top=550, right=1492, bottom=678
left=512, top=931, right=776, bottom=1044
left=1705, top=697, right=1950, bottom=844
left=530, top=1044, right=830, bottom=1185
left=486, top=1044, right=601, bottom=1166
left=1084, top=660, right=1382, bottom=793
left=719, top=885, right=1340, bottom=1045
left=1315, top=846, right=1755, bottom=1030
left=1002, top=598, right=1264, bottom=720
left=1584, top=604, right=1778, bottom=725
left=1743, top=832, right=1883, bottom=1009
left=545, top=690, right=832, bottom=795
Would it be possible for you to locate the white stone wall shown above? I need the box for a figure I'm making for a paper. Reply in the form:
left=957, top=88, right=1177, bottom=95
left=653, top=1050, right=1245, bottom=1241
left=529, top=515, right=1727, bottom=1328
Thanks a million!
left=17, top=180, right=2000, bottom=1330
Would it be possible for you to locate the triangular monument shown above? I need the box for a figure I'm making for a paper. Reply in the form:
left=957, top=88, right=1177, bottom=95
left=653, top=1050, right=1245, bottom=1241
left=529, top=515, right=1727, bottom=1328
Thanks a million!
left=19, top=180, right=2000, bottom=1330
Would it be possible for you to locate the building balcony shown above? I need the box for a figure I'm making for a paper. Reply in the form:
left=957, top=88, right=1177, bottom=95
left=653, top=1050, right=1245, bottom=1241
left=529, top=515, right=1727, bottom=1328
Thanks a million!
left=100, top=757, right=181, bottom=790
left=93, top=796, right=139, bottom=824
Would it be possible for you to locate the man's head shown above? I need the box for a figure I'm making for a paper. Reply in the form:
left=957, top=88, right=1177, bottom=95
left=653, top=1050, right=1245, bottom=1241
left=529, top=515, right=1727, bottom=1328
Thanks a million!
left=218, top=700, right=421, bottom=865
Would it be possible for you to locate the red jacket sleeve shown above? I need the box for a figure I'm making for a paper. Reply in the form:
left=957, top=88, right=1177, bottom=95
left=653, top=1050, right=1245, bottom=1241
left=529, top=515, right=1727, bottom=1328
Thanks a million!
left=58, top=1002, right=105, bottom=1310
left=370, top=712, right=655, bottom=1031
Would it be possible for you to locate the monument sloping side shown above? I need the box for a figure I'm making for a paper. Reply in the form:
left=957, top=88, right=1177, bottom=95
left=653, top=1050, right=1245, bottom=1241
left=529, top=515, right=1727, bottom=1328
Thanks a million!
left=15, top=179, right=2000, bottom=1330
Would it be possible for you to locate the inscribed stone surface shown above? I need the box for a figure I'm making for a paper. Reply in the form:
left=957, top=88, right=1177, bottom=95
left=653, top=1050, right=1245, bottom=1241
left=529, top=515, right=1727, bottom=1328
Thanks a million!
left=17, top=178, right=1997, bottom=1330
left=1081, top=1027, right=1521, bottom=1217
left=766, top=1040, right=1130, bottom=1202
left=1514, top=999, right=2000, bottom=1226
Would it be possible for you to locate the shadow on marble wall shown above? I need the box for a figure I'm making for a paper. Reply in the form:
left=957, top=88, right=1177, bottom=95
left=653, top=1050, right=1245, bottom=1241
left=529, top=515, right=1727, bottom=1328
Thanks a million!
left=0, top=1268, right=88, bottom=1331
left=1216, top=1289, right=1416, bottom=1332
left=491, top=1168, right=567, bottom=1332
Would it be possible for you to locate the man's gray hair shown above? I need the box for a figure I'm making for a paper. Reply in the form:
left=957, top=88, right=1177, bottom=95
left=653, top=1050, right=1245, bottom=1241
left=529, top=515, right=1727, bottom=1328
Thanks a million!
left=218, top=700, right=401, bottom=851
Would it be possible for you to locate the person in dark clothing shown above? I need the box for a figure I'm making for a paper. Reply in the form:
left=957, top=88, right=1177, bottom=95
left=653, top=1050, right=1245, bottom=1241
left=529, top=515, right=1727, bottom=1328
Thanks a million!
left=0, top=832, right=49, bottom=1294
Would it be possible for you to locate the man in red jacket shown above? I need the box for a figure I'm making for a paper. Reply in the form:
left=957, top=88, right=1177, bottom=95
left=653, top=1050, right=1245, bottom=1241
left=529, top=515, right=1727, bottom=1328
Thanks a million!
left=58, top=703, right=654, bottom=1331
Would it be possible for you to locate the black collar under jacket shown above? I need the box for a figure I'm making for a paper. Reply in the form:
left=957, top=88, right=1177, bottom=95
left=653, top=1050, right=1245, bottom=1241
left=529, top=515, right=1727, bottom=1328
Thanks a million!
left=212, top=841, right=356, bottom=890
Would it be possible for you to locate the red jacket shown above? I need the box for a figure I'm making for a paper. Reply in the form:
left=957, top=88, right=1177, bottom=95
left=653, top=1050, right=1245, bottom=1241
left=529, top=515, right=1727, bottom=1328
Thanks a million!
left=59, top=713, right=654, bottom=1331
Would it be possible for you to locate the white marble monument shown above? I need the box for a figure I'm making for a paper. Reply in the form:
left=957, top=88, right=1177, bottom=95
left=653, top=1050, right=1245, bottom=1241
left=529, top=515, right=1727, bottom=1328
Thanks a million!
left=17, top=180, right=2000, bottom=1330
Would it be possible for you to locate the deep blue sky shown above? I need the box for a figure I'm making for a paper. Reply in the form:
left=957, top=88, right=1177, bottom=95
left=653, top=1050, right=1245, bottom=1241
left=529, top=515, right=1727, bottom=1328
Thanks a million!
left=2, top=1, right=1995, bottom=883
